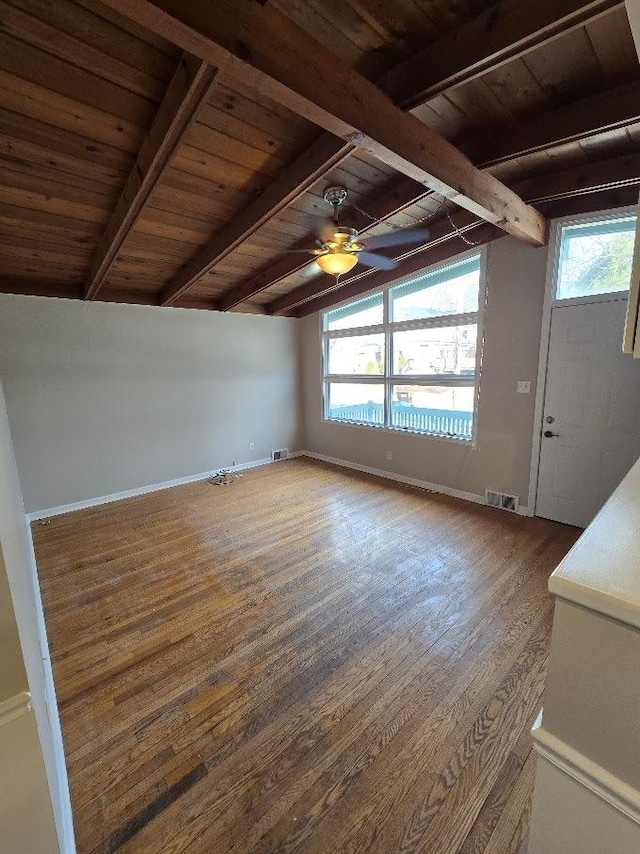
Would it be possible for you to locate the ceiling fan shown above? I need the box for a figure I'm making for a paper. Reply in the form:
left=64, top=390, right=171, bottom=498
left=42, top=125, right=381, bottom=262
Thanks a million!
left=296, top=186, right=430, bottom=278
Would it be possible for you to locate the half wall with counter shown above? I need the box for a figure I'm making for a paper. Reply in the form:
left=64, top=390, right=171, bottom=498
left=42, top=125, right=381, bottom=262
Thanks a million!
left=529, top=456, right=640, bottom=852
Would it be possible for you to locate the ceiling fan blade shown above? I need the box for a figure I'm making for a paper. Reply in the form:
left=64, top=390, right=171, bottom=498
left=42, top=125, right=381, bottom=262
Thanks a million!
left=302, top=260, right=322, bottom=278
left=357, top=251, right=398, bottom=270
left=282, top=249, right=318, bottom=254
left=364, top=227, right=430, bottom=251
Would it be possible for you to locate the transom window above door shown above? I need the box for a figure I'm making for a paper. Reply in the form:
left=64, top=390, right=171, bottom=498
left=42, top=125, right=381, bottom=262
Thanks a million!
left=556, top=215, right=637, bottom=301
left=322, top=252, right=485, bottom=441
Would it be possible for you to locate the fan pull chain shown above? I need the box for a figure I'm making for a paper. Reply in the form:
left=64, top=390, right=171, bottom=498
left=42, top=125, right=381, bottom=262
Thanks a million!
left=352, top=203, right=403, bottom=230
left=414, top=197, right=480, bottom=247
left=444, top=209, right=480, bottom=247
left=352, top=199, right=479, bottom=247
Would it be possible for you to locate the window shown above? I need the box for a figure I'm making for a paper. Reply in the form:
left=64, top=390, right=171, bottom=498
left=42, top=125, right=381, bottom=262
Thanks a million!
left=556, top=215, right=636, bottom=300
left=322, top=253, right=484, bottom=440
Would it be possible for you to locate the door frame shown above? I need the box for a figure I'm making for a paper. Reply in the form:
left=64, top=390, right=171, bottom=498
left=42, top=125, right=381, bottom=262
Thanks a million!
left=527, top=205, right=636, bottom=517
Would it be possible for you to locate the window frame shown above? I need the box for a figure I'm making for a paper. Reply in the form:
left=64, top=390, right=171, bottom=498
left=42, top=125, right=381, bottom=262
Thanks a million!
left=553, top=211, right=637, bottom=305
left=321, top=247, right=487, bottom=443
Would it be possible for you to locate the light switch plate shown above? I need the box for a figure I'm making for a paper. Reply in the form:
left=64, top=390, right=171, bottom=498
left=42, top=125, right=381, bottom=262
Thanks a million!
left=517, top=380, right=531, bottom=394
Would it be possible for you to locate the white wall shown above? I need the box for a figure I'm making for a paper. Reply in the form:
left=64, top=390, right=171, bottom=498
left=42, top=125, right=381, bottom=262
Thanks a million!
left=298, top=236, right=549, bottom=506
left=0, top=380, right=72, bottom=852
left=626, top=0, right=640, bottom=58
left=0, top=296, right=300, bottom=513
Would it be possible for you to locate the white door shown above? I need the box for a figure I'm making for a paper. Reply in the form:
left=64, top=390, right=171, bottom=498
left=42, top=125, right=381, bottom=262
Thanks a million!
left=536, top=297, right=640, bottom=527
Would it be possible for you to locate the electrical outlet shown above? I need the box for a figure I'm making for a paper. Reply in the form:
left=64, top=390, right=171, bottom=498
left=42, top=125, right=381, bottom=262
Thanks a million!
left=386, top=451, right=393, bottom=461
left=517, top=380, right=531, bottom=394
left=249, top=442, right=255, bottom=451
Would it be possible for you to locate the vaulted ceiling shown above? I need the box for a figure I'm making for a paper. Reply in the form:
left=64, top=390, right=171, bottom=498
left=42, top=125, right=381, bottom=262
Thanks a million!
left=1, top=0, right=639, bottom=317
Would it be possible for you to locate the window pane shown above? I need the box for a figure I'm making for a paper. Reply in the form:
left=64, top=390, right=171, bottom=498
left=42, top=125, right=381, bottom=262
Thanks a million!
left=327, top=333, right=384, bottom=375
left=390, top=256, right=480, bottom=321
left=556, top=217, right=636, bottom=300
left=393, top=325, right=477, bottom=376
left=327, top=383, right=384, bottom=425
left=325, top=292, right=383, bottom=330
left=391, top=385, right=474, bottom=438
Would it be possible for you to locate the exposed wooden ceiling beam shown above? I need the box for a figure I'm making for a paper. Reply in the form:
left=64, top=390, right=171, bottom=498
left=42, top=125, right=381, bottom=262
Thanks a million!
left=290, top=222, right=504, bottom=319
left=95, top=0, right=547, bottom=248
left=6, top=159, right=637, bottom=312
left=536, top=185, right=640, bottom=219
left=516, top=151, right=640, bottom=202
left=160, top=133, right=353, bottom=306
left=380, top=0, right=623, bottom=109
left=157, top=0, right=611, bottom=306
left=272, top=153, right=640, bottom=316
left=269, top=211, right=483, bottom=316
left=292, top=185, right=639, bottom=319
left=84, top=53, right=219, bottom=300
left=231, top=80, right=640, bottom=314
left=214, top=178, right=428, bottom=312
left=467, top=78, right=640, bottom=167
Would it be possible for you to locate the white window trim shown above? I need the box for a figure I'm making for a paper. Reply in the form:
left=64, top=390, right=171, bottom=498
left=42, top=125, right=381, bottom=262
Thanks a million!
left=320, top=246, right=488, bottom=444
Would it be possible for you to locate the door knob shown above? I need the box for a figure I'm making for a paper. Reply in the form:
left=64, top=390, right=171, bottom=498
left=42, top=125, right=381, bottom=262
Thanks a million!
left=543, top=430, right=559, bottom=438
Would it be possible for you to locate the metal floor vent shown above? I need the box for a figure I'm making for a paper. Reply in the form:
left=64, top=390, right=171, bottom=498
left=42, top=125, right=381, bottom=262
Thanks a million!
left=272, top=448, right=289, bottom=461
left=485, top=489, right=519, bottom=513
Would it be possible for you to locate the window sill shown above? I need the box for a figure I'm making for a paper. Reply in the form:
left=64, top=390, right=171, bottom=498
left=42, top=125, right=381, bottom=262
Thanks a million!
left=323, top=417, right=475, bottom=446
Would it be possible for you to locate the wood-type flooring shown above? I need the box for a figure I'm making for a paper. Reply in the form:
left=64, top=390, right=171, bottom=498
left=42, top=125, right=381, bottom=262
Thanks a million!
left=32, top=458, right=580, bottom=853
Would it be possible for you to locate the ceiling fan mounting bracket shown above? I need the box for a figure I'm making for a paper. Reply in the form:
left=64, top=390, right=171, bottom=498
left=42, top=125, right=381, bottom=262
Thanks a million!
left=323, top=186, right=348, bottom=207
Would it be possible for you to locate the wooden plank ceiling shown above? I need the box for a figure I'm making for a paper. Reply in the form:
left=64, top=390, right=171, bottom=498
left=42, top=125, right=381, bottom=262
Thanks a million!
left=0, top=0, right=639, bottom=317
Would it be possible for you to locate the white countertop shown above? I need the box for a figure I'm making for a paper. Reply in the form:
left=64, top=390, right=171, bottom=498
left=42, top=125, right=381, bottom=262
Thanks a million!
left=549, top=456, right=640, bottom=630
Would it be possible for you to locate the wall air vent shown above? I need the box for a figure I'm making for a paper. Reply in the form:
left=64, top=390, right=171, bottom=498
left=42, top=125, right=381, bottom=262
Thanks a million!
left=272, top=448, right=289, bottom=462
left=485, top=489, right=519, bottom=512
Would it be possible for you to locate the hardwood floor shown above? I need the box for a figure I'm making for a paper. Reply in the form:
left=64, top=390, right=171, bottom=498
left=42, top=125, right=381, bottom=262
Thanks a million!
left=32, top=458, right=579, bottom=854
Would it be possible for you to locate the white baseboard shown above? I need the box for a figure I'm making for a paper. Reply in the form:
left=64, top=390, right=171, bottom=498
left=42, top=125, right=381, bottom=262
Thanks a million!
left=27, top=457, right=276, bottom=521
left=0, top=691, right=31, bottom=728
left=300, top=449, right=485, bottom=504
left=27, top=449, right=528, bottom=522
left=533, top=724, right=640, bottom=826
left=299, top=450, right=530, bottom=515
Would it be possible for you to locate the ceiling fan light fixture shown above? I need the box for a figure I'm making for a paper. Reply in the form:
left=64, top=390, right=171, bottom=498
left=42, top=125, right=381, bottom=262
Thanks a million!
left=303, top=185, right=429, bottom=277
left=315, top=250, right=359, bottom=276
